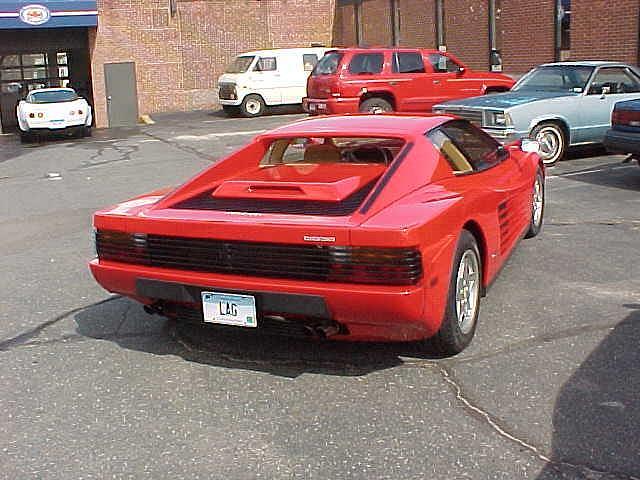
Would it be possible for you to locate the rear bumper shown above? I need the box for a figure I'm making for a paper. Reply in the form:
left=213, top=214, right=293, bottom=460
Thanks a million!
left=303, top=97, right=360, bottom=115
left=89, top=259, right=434, bottom=342
left=604, top=128, right=640, bottom=156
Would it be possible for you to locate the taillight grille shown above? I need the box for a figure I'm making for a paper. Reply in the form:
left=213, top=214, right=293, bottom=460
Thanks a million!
left=96, top=230, right=422, bottom=285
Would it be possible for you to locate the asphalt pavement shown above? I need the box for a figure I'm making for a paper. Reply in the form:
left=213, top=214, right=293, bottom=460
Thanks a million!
left=1, top=109, right=639, bottom=479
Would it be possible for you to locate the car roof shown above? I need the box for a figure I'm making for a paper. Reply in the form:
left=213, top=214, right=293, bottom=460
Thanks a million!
left=259, top=114, right=449, bottom=139
left=239, top=47, right=327, bottom=57
left=28, top=87, right=76, bottom=94
left=328, top=47, right=441, bottom=54
left=539, top=61, right=631, bottom=68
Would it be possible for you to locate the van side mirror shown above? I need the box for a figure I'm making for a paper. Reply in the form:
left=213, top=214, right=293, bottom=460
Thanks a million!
left=457, top=66, right=465, bottom=76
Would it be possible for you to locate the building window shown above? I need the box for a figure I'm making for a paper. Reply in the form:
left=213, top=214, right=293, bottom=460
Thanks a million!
left=556, top=0, right=571, bottom=60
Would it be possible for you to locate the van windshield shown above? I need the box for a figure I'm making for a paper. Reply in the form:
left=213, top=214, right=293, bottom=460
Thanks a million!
left=225, top=56, right=255, bottom=74
left=312, top=52, right=343, bottom=76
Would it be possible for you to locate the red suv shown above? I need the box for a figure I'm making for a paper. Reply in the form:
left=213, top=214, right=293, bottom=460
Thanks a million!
left=303, top=48, right=514, bottom=114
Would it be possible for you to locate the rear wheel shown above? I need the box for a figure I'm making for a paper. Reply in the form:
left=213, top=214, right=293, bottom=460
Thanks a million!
left=525, top=168, right=545, bottom=238
left=359, top=97, right=393, bottom=114
left=82, top=126, right=92, bottom=137
left=19, top=130, right=31, bottom=143
left=240, top=94, right=266, bottom=118
left=430, top=230, right=482, bottom=355
left=531, top=122, right=566, bottom=166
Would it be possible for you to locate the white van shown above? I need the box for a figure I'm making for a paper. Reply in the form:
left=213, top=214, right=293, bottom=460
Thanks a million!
left=217, top=47, right=328, bottom=117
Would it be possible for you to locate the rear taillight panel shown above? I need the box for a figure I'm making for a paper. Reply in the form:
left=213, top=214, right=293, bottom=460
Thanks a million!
left=612, top=108, right=640, bottom=126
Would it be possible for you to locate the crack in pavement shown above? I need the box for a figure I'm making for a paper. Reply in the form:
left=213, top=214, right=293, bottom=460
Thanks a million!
left=72, top=141, right=139, bottom=170
left=141, top=131, right=219, bottom=164
left=437, top=364, right=640, bottom=480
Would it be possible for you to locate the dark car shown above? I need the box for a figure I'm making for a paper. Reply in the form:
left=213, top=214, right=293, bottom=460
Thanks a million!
left=604, top=98, right=640, bottom=166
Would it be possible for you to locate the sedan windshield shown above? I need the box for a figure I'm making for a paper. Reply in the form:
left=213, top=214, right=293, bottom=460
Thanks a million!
left=225, top=56, right=255, bottom=74
left=513, top=65, right=594, bottom=93
left=27, top=90, right=78, bottom=103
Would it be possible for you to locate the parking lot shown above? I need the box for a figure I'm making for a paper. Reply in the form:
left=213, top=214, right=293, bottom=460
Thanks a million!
left=1, top=110, right=639, bottom=479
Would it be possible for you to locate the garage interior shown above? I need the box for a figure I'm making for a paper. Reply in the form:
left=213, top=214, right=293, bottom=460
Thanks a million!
left=0, top=28, right=92, bottom=133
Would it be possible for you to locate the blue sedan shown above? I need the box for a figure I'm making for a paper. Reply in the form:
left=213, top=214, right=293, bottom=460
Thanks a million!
left=434, top=62, right=640, bottom=165
left=604, top=98, right=640, bottom=167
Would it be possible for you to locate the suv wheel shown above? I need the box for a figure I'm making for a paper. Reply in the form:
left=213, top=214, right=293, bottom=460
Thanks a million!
left=240, top=94, right=266, bottom=118
left=359, top=98, right=393, bottom=114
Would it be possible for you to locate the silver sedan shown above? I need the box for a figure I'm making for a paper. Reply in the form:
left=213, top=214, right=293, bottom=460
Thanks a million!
left=434, top=61, right=640, bottom=165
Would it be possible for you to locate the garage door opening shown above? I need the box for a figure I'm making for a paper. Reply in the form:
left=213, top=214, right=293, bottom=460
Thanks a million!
left=0, top=28, right=92, bottom=133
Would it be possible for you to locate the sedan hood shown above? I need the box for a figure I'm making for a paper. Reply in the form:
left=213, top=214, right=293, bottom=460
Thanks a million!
left=438, top=90, right=578, bottom=109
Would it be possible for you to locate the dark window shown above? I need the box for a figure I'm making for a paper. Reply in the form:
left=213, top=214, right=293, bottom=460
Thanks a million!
left=427, top=53, right=462, bottom=73
left=428, top=121, right=502, bottom=173
left=303, top=54, right=318, bottom=72
left=313, top=52, right=343, bottom=76
left=348, top=53, right=384, bottom=75
left=255, top=57, right=277, bottom=72
left=588, top=67, right=640, bottom=95
left=392, top=52, right=425, bottom=74
left=513, top=65, right=593, bottom=93
left=27, top=89, right=78, bottom=104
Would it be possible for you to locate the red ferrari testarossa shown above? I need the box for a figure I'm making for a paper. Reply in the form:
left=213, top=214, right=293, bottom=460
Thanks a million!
left=90, top=114, right=544, bottom=354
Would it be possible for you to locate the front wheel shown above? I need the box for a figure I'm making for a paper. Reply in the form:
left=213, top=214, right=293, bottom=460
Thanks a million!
left=430, top=230, right=482, bottom=355
left=525, top=168, right=545, bottom=238
left=531, top=122, right=566, bottom=166
left=240, top=94, right=266, bottom=118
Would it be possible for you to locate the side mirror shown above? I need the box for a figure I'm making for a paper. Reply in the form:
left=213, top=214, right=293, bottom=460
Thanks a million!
left=572, top=87, right=583, bottom=94
left=521, top=139, right=540, bottom=154
left=496, top=145, right=509, bottom=160
left=457, top=66, right=465, bottom=76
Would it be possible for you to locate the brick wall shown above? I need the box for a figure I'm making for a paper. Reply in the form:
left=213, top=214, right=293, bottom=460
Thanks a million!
left=499, top=0, right=556, bottom=74
left=443, top=0, right=489, bottom=70
left=398, top=0, right=436, bottom=48
left=360, top=0, right=393, bottom=46
left=333, top=3, right=357, bottom=46
left=570, top=0, right=639, bottom=63
left=90, top=0, right=335, bottom=127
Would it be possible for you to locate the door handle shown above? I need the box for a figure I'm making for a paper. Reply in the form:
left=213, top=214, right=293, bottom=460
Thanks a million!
left=433, top=80, right=441, bottom=85
left=389, top=81, right=397, bottom=86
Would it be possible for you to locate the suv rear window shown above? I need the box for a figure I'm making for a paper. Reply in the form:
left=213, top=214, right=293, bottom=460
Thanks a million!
left=348, top=53, right=384, bottom=75
left=313, top=52, right=343, bottom=76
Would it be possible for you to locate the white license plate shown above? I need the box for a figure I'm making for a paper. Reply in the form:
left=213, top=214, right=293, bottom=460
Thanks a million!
left=201, top=291, right=257, bottom=328
left=317, top=103, right=326, bottom=109
left=309, top=103, right=317, bottom=111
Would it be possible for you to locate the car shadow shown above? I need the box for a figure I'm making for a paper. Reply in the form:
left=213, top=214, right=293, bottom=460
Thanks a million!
left=558, top=158, right=640, bottom=192
left=74, top=296, right=445, bottom=378
left=535, top=303, right=640, bottom=479
left=210, top=104, right=305, bottom=118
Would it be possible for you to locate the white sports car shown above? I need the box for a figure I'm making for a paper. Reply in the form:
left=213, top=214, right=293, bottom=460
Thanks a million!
left=17, top=87, right=92, bottom=142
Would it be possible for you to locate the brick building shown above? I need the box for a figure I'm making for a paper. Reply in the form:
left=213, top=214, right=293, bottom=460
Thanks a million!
left=334, top=0, right=640, bottom=74
left=1, top=0, right=639, bottom=132
left=0, top=0, right=335, bottom=131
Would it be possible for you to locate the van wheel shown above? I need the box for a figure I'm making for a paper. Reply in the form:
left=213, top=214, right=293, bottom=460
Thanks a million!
left=240, top=94, right=266, bottom=118
left=359, top=98, right=393, bottom=114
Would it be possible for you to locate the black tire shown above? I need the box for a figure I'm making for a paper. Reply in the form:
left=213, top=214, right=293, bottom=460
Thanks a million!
left=222, top=105, right=240, bottom=117
left=239, top=94, right=266, bottom=118
left=530, top=122, right=566, bottom=166
left=430, top=230, right=482, bottom=355
left=525, top=168, right=545, bottom=238
left=359, top=97, right=393, bottom=114
left=83, top=126, right=92, bottom=137
left=19, top=132, right=30, bottom=143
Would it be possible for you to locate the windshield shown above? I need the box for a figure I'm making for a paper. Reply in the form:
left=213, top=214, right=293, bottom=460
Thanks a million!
left=27, top=90, right=78, bottom=103
left=312, top=52, right=343, bottom=76
left=513, top=65, right=594, bottom=93
left=225, top=56, right=255, bottom=74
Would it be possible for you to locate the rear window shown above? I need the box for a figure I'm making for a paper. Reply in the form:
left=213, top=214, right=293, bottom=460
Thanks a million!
left=27, top=89, right=78, bottom=103
left=348, top=53, right=384, bottom=75
left=312, top=52, right=343, bottom=76
left=261, top=137, right=405, bottom=166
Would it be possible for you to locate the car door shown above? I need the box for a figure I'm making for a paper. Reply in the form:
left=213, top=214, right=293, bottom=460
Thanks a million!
left=249, top=55, right=282, bottom=105
left=429, top=121, right=531, bottom=266
left=389, top=51, right=431, bottom=112
left=580, top=66, right=640, bottom=141
left=426, top=53, right=480, bottom=106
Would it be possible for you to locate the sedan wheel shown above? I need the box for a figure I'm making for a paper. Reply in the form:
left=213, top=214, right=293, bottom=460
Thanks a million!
left=531, top=123, right=565, bottom=166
